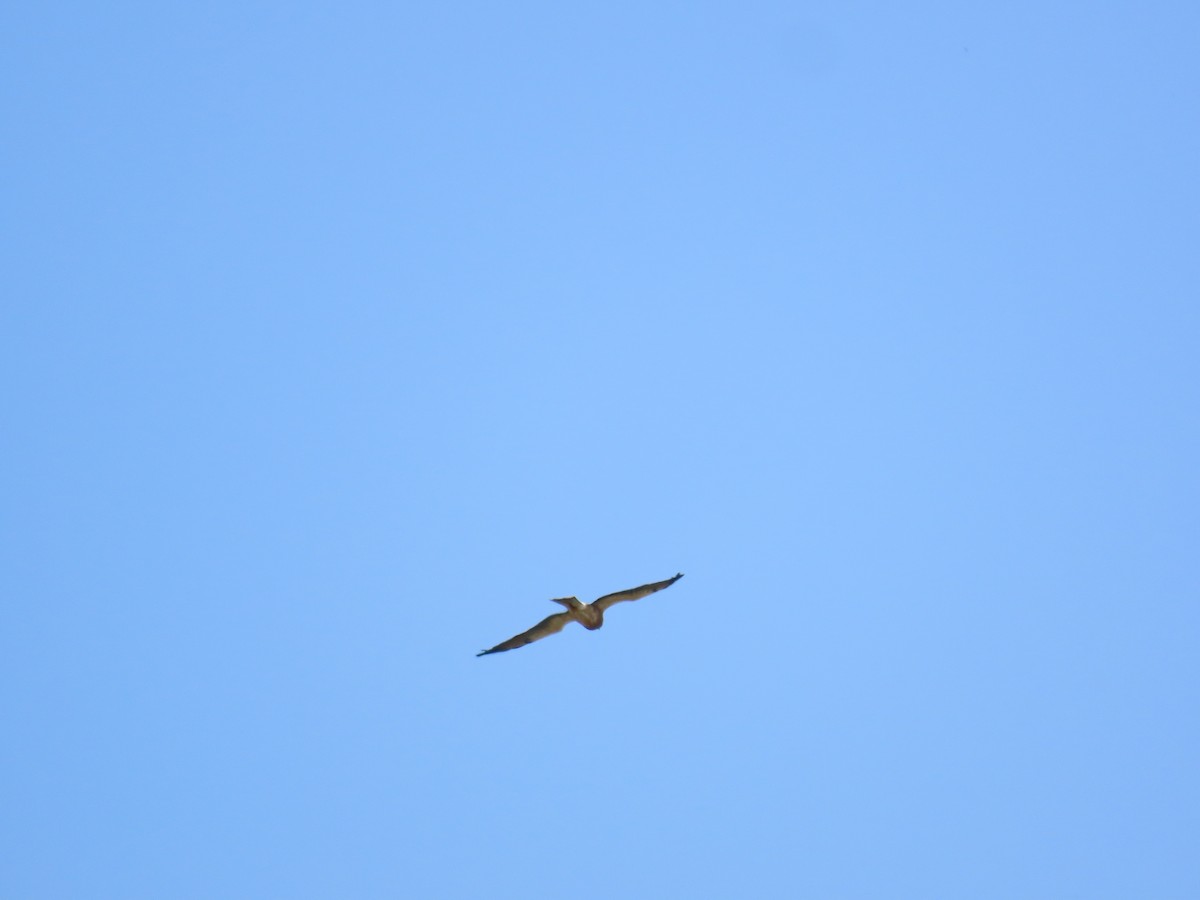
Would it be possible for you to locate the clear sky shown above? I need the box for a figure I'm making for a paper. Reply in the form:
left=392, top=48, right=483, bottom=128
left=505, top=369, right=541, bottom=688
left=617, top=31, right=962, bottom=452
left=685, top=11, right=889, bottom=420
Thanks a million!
left=3, top=2, right=1198, bottom=897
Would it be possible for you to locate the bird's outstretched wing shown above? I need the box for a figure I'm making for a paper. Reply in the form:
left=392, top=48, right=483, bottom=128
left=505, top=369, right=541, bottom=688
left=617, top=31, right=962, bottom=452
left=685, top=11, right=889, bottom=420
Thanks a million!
left=477, top=612, right=574, bottom=656
left=591, top=572, right=684, bottom=613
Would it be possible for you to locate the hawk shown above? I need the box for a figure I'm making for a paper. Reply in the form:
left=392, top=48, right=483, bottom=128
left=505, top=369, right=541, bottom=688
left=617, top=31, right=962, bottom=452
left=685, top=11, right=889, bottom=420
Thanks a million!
left=477, top=573, right=684, bottom=656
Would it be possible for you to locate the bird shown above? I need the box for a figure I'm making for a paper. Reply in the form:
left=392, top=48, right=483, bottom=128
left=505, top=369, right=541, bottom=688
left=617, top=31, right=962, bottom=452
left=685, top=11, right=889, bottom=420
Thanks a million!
left=476, top=573, right=684, bottom=656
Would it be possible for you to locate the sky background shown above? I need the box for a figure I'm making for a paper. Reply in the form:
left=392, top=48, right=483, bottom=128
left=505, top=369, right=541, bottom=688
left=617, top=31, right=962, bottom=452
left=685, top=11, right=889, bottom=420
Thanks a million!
left=3, top=1, right=1198, bottom=897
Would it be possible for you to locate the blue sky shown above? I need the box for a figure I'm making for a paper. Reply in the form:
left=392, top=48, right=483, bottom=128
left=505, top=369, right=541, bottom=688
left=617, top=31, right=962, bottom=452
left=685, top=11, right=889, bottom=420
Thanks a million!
left=3, top=1, right=1198, bottom=897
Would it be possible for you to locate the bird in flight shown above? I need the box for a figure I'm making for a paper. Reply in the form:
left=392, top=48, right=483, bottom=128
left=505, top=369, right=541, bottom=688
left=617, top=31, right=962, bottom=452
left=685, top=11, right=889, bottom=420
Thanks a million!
left=477, top=573, right=684, bottom=656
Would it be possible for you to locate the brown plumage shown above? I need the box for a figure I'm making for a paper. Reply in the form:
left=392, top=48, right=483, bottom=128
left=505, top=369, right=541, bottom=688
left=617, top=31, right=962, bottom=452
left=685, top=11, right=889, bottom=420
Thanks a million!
left=476, top=573, right=684, bottom=656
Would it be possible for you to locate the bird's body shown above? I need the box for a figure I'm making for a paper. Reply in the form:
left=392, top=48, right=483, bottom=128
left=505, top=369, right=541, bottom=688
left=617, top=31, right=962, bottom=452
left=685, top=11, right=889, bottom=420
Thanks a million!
left=477, top=573, right=684, bottom=656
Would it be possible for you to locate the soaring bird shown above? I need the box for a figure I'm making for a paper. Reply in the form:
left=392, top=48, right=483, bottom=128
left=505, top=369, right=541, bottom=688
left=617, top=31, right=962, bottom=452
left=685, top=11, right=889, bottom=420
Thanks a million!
left=476, top=573, right=684, bottom=656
